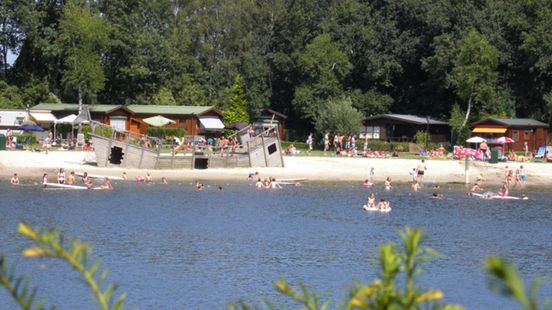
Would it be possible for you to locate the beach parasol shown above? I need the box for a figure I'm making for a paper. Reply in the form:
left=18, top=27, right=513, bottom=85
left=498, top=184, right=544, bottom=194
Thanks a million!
left=143, top=115, right=176, bottom=127
left=495, top=136, right=515, bottom=144
left=466, top=136, right=487, bottom=143
left=19, top=124, right=45, bottom=132
left=456, top=147, right=477, bottom=157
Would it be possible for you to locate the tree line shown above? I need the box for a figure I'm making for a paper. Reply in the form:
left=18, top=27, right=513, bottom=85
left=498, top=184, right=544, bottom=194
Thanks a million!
left=1, top=0, right=552, bottom=137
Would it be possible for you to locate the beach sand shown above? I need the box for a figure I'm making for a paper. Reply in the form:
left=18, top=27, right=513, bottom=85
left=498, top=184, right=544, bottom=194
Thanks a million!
left=1, top=150, right=550, bottom=186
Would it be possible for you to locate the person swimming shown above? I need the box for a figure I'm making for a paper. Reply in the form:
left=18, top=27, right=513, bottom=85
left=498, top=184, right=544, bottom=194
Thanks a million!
left=95, top=177, right=113, bottom=190
left=161, top=177, right=168, bottom=185
left=362, top=179, right=373, bottom=188
left=432, top=192, right=445, bottom=200
left=255, top=178, right=264, bottom=189
left=10, top=173, right=19, bottom=185
left=384, top=177, right=392, bottom=190
left=471, top=182, right=482, bottom=192
left=411, top=181, right=421, bottom=192
left=499, top=182, right=509, bottom=197
left=122, top=172, right=128, bottom=180
left=195, top=181, right=204, bottom=191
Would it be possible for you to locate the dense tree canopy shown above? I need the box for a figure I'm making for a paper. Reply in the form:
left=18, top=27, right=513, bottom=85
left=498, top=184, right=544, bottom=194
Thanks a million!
left=1, top=0, right=552, bottom=134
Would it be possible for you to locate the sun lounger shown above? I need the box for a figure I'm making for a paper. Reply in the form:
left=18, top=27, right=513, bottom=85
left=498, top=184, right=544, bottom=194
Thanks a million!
left=534, top=145, right=546, bottom=160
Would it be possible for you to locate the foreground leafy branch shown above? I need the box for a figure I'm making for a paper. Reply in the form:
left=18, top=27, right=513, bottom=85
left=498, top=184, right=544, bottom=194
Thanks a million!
left=15, top=222, right=126, bottom=310
left=486, top=256, right=550, bottom=310
left=0, top=257, right=51, bottom=310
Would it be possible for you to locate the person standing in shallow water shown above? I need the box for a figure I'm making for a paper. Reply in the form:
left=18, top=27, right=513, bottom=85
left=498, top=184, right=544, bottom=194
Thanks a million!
left=416, top=159, right=427, bottom=185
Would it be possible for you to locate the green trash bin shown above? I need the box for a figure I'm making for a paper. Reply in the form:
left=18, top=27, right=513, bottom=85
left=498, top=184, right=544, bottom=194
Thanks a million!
left=489, top=147, right=498, bottom=163
left=0, top=134, right=6, bottom=151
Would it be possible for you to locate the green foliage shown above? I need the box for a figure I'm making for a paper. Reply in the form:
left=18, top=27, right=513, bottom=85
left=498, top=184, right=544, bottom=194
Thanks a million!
left=0, top=80, right=23, bottom=108
left=146, top=127, right=185, bottom=139
left=314, top=97, right=363, bottom=136
left=93, top=126, right=113, bottom=139
left=450, top=30, right=499, bottom=127
left=82, top=124, right=92, bottom=141
left=449, top=104, right=472, bottom=145
left=3, top=0, right=552, bottom=133
left=58, top=0, right=110, bottom=104
left=150, top=87, right=176, bottom=105
left=224, top=74, right=250, bottom=125
left=486, top=256, right=550, bottom=310
left=13, top=133, right=37, bottom=145
left=292, top=33, right=351, bottom=123
left=415, top=131, right=429, bottom=146
left=0, top=223, right=126, bottom=310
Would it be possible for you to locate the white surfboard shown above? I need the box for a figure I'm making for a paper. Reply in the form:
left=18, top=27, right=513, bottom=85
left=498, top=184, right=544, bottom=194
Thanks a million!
left=471, top=192, right=528, bottom=200
left=276, top=178, right=307, bottom=182
left=75, top=173, right=125, bottom=181
left=363, top=205, right=392, bottom=212
left=43, top=182, right=89, bottom=190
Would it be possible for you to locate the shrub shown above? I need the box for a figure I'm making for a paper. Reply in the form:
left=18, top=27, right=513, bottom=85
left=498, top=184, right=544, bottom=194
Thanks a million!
left=82, top=124, right=92, bottom=141
left=94, top=126, right=113, bottom=138
left=146, top=127, right=186, bottom=139
left=13, top=133, right=36, bottom=144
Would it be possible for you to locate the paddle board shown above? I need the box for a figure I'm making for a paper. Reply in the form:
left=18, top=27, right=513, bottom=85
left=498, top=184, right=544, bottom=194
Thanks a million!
left=276, top=178, right=307, bottom=182
left=363, top=205, right=392, bottom=212
left=471, top=192, right=528, bottom=200
left=43, top=183, right=89, bottom=190
left=75, top=173, right=125, bottom=181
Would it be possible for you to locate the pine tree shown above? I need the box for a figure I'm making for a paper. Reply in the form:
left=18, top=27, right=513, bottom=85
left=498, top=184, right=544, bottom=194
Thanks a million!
left=224, top=74, right=250, bottom=125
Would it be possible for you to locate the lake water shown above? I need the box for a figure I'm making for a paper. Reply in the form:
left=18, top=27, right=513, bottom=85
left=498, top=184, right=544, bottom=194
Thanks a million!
left=0, top=179, right=551, bottom=309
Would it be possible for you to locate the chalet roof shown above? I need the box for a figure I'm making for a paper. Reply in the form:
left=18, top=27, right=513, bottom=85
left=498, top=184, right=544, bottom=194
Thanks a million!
left=472, top=118, right=549, bottom=128
left=126, top=105, right=221, bottom=116
left=365, top=114, right=448, bottom=125
left=31, top=103, right=222, bottom=116
left=32, top=103, right=125, bottom=113
left=261, top=108, right=287, bottom=119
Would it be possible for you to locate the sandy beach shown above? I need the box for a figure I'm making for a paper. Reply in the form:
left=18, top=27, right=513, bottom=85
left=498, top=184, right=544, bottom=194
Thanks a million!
left=1, top=150, right=551, bottom=186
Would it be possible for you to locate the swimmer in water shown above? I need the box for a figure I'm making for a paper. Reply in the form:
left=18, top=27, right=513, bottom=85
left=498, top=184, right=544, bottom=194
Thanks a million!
left=362, top=179, right=373, bottom=188
left=66, top=171, right=75, bottom=185
left=432, top=192, right=445, bottom=200
left=145, top=173, right=152, bottom=184
left=95, top=177, right=113, bottom=190
left=195, top=181, right=204, bottom=191
left=499, top=182, right=509, bottom=197
left=10, top=173, right=19, bottom=185
left=255, top=178, right=264, bottom=189
left=384, top=177, right=392, bottom=190
left=411, top=181, right=421, bottom=192
left=471, top=182, right=482, bottom=192
left=161, top=177, right=168, bottom=185
left=122, top=172, right=128, bottom=180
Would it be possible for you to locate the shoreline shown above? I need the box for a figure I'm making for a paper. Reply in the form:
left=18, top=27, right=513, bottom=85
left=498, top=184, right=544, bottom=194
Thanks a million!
left=1, top=150, right=550, bottom=186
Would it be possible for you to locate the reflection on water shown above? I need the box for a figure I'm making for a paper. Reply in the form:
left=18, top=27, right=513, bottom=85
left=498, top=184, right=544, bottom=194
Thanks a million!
left=0, top=180, right=551, bottom=309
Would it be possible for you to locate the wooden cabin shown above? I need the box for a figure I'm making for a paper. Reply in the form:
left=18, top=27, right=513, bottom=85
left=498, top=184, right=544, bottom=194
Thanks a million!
left=362, top=114, right=450, bottom=142
left=471, top=118, right=549, bottom=152
left=31, top=103, right=225, bottom=137
left=253, top=108, right=287, bottom=140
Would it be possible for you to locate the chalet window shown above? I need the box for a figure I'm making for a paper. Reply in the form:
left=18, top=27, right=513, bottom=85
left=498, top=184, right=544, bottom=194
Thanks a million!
left=524, top=131, right=529, bottom=140
left=512, top=130, right=518, bottom=141
left=361, top=126, right=380, bottom=139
